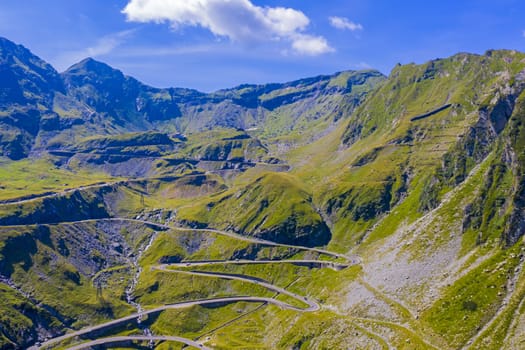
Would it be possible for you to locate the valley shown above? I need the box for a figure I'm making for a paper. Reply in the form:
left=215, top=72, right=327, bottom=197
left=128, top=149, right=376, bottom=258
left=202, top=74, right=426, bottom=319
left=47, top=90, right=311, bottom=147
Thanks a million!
left=1, top=35, right=525, bottom=349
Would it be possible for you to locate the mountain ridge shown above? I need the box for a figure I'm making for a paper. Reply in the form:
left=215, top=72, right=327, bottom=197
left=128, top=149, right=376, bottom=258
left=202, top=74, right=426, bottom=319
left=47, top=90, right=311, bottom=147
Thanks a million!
left=0, top=36, right=385, bottom=160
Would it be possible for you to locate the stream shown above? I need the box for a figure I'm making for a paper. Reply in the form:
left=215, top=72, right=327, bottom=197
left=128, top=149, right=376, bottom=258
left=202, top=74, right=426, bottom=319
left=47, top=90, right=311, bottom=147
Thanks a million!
left=125, top=231, right=158, bottom=342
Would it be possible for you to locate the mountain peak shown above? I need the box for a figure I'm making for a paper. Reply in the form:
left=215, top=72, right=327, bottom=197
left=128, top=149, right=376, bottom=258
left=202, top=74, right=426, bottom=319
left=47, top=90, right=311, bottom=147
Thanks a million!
left=0, top=36, right=59, bottom=77
left=64, top=57, right=123, bottom=78
left=0, top=36, right=25, bottom=54
left=0, top=36, right=63, bottom=101
left=0, top=36, right=17, bottom=48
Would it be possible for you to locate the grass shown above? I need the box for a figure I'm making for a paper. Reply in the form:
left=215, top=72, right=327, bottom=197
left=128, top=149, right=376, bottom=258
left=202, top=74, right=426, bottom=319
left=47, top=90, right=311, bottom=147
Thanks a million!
left=175, top=172, right=329, bottom=246
left=0, top=157, right=115, bottom=200
left=468, top=251, right=525, bottom=349
left=134, top=269, right=274, bottom=307
left=421, top=242, right=524, bottom=348
left=351, top=317, right=438, bottom=350
left=149, top=302, right=266, bottom=346
left=139, top=230, right=258, bottom=266
left=208, top=304, right=280, bottom=349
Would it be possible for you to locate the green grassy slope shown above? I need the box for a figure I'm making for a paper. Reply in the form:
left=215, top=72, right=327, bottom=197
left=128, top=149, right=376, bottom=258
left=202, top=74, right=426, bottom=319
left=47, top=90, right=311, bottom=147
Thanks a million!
left=2, top=45, right=525, bottom=350
left=176, top=172, right=330, bottom=247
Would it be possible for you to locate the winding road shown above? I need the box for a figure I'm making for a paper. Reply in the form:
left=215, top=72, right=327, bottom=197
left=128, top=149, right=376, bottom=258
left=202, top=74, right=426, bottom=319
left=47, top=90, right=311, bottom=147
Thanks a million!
left=153, top=264, right=319, bottom=311
left=33, top=260, right=326, bottom=350
left=33, top=296, right=316, bottom=350
left=0, top=173, right=205, bottom=205
left=49, top=217, right=360, bottom=264
left=0, top=181, right=122, bottom=205
left=64, top=335, right=210, bottom=350
left=1, top=216, right=359, bottom=263
left=4, top=204, right=358, bottom=349
left=0, top=156, right=288, bottom=206
left=0, top=178, right=356, bottom=264
left=166, top=259, right=349, bottom=270
left=20, top=216, right=358, bottom=349
left=33, top=253, right=335, bottom=349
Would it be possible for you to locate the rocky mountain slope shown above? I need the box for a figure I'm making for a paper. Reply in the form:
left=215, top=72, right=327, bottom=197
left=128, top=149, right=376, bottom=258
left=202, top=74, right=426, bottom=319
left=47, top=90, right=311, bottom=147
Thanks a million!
left=1, top=36, right=525, bottom=349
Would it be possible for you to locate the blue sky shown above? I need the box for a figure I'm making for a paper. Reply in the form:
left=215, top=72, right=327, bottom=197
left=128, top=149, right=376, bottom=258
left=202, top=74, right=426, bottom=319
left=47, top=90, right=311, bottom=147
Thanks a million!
left=1, top=0, right=524, bottom=91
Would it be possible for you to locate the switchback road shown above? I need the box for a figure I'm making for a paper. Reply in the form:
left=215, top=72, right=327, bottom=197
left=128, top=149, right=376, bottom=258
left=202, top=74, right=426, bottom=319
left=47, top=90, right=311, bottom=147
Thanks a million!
left=153, top=264, right=319, bottom=311
left=168, top=259, right=349, bottom=270
left=33, top=296, right=313, bottom=350
left=55, top=217, right=360, bottom=264
left=15, top=217, right=358, bottom=349
left=64, top=335, right=210, bottom=350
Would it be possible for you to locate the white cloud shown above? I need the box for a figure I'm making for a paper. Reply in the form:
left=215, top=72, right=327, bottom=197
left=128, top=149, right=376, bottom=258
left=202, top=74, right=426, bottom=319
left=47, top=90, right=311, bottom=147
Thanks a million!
left=122, top=0, right=333, bottom=55
left=292, top=35, right=334, bottom=56
left=329, top=16, right=363, bottom=31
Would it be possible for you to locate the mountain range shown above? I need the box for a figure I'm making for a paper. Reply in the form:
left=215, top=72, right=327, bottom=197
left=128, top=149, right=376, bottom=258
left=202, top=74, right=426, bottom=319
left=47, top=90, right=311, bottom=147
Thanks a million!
left=1, top=36, right=525, bottom=349
left=0, top=36, right=383, bottom=160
